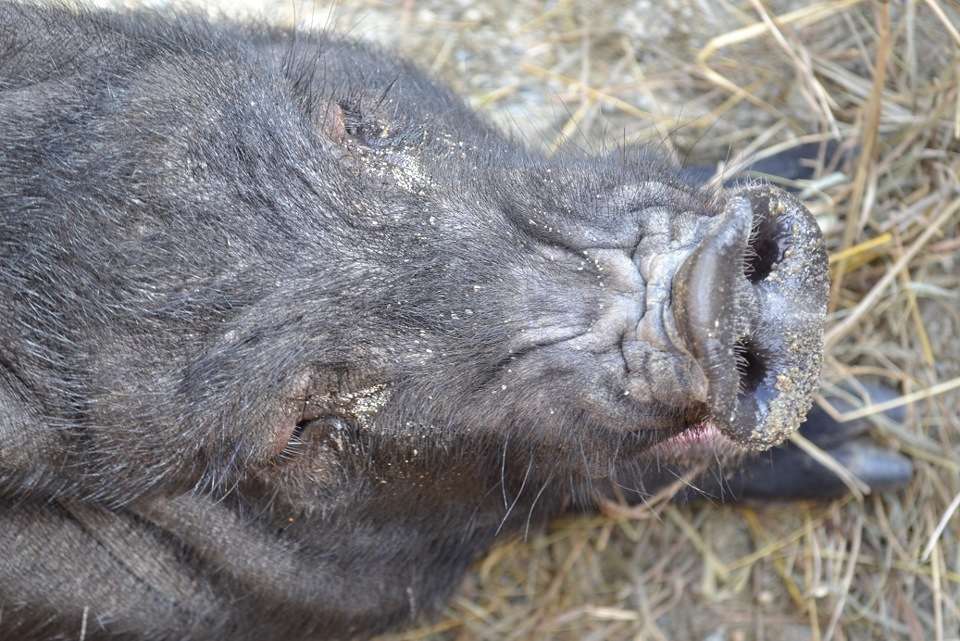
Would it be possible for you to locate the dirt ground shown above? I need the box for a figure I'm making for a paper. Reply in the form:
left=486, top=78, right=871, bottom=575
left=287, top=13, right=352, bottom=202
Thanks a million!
left=78, top=0, right=960, bottom=639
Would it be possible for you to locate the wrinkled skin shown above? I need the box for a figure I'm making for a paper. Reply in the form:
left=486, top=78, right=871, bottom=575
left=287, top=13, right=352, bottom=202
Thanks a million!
left=0, top=4, right=907, bottom=640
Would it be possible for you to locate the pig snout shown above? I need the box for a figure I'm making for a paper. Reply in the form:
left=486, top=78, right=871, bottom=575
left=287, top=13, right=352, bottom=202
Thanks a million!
left=671, top=185, right=829, bottom=449
left=482, top=176, right=828, bottom=459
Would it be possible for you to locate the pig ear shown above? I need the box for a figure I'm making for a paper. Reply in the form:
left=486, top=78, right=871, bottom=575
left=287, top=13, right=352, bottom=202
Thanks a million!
left=313, top=100, right=348, bottom=144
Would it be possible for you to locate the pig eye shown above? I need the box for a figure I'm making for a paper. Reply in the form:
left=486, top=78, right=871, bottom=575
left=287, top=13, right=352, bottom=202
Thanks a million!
left=273, top=407, right=318, bottom=458
left=338, top=102, right=393, bottom=148
left=281, top=417, right=344, bottom=456
left=289, top=420, right=308, bottom=445
left=353, top=122, right=394, bottom=147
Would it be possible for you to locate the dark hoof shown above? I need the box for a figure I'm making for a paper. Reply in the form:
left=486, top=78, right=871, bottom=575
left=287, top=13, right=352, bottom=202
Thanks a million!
left=680, top=384, right=914, bottom=502
left=681, top=141, right=854, bottom=191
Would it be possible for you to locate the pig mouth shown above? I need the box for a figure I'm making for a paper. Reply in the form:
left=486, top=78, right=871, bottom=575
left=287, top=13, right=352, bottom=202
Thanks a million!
left=671, top=185, right=829, bottom=450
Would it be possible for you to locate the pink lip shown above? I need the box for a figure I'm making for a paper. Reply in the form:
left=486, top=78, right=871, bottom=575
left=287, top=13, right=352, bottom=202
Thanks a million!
left=655, top=422, right=732, bottom=455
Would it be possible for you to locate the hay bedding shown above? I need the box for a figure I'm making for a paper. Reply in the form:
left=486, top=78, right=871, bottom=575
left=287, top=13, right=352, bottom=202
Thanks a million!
left=50, top=1, right=960, bottom=638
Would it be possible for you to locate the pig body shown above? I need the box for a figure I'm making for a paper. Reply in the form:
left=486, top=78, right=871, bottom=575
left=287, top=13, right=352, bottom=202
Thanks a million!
left=0, top=3, right=893, bottom=640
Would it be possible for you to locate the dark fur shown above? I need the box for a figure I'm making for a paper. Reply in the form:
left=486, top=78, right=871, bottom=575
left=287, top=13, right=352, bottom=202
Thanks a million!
left=0, top=3, right=848, bottom=639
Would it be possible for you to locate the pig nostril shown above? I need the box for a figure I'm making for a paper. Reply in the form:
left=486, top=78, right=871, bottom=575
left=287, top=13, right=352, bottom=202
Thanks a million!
left=734, top=338, right=767, bottom=395
left=743, top=225, right=781, bottom=284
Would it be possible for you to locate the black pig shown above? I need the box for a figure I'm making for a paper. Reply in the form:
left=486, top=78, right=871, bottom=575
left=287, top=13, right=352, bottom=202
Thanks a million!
left=0, top=3, right=909, bottom=640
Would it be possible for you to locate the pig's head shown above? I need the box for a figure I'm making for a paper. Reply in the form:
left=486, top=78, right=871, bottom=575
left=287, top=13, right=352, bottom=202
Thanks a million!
left=126, top=46, right=833, bottom=503
left=236, top=84, right=831, bottom=502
